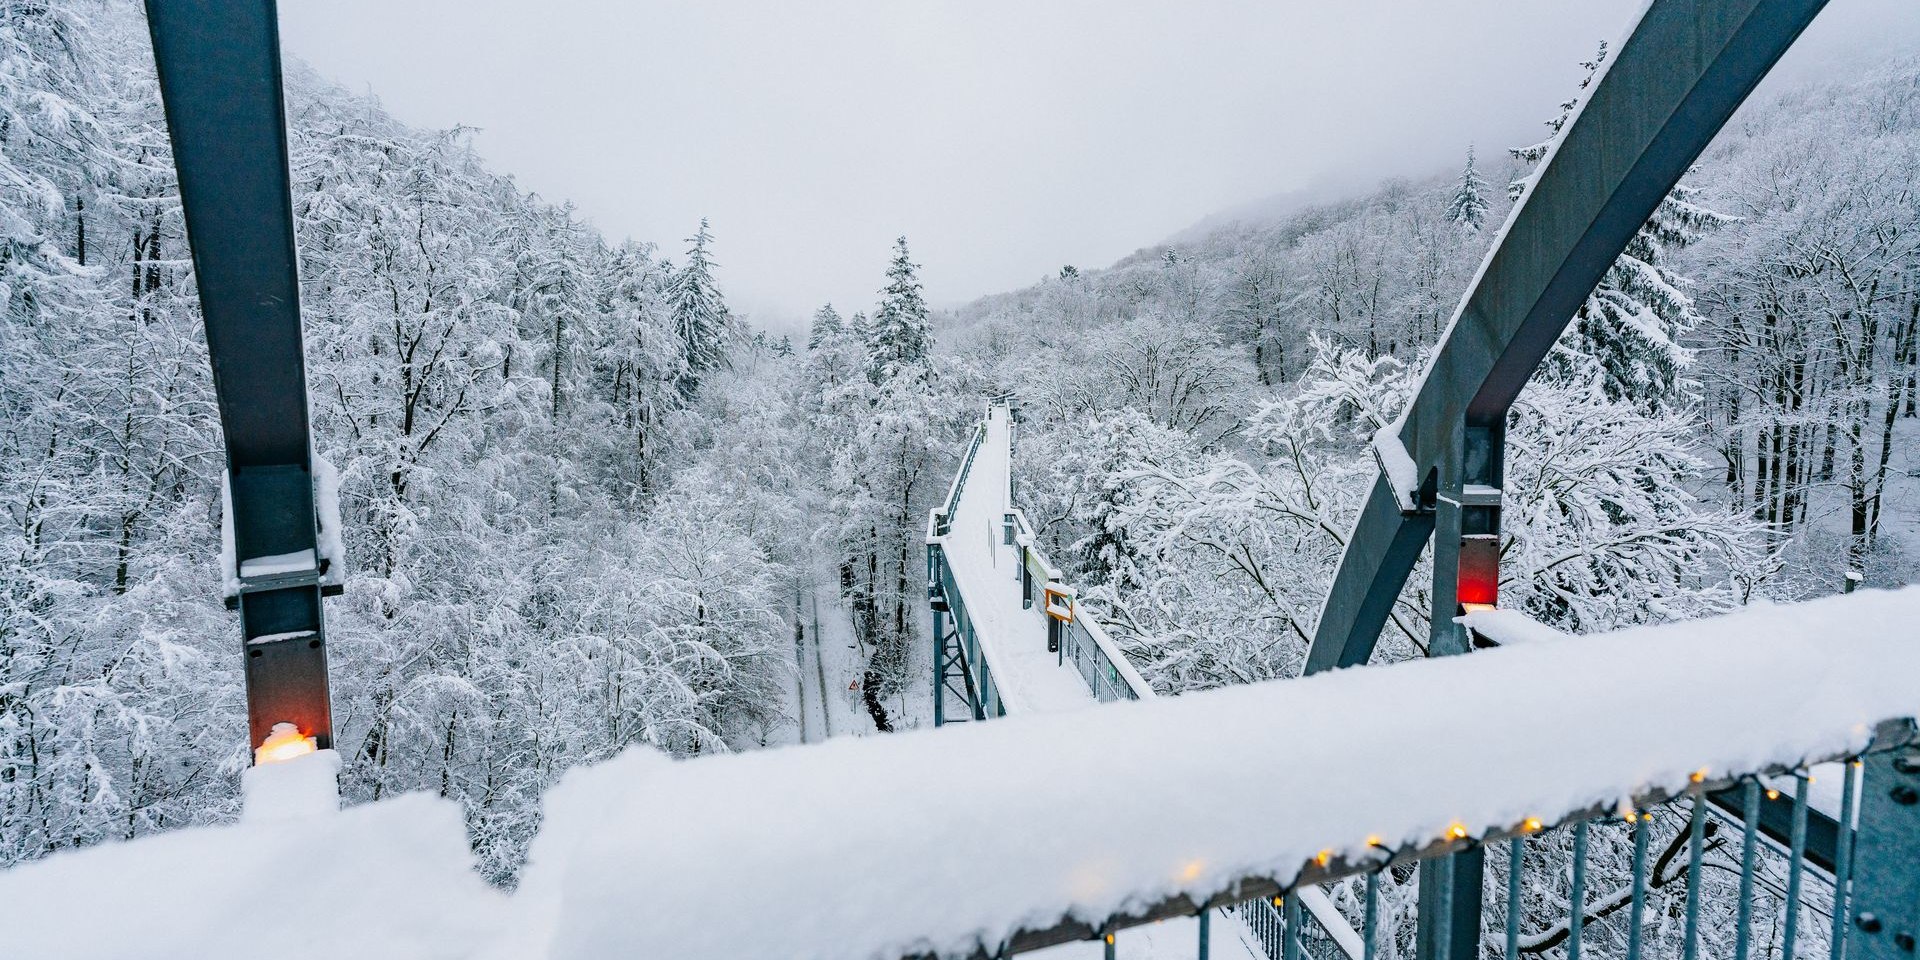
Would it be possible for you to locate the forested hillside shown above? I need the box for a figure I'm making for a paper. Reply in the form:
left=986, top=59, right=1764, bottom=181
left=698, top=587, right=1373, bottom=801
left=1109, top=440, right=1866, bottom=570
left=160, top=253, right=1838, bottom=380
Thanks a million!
left=0, top=0, right=835, bottom=881
left=946, top=51, right=1919, bottom=692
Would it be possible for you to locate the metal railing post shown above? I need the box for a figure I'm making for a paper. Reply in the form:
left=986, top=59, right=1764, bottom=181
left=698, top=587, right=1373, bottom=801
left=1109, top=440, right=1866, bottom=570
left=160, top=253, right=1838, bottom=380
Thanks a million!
left=1845, top=747, right=1920, bottom=959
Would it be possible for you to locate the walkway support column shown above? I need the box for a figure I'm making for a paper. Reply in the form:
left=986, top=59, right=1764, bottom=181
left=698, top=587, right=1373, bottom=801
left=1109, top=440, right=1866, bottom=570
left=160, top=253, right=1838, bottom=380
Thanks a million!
left=146, top=0, right=339, bottom=759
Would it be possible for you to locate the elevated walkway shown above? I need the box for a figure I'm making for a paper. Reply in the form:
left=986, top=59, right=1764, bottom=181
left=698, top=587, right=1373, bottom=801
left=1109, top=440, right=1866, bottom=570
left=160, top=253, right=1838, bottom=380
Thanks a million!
left=927, top=400, right=1154, bottom=722
left=926, top=399, right=1329, bottom=960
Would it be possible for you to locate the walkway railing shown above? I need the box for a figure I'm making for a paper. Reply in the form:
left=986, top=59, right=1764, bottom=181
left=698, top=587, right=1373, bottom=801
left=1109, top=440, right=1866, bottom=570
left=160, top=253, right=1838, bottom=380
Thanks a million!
left=485, top=585, right=1920, bottom=960
left=1005, top=504, right=1152, bottom=704
left=927, top=398, right=1153, bottom=726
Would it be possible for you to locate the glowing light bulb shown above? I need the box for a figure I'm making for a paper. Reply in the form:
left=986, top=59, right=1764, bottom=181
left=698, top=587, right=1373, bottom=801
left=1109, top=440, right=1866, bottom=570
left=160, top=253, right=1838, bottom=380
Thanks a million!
left=1690, top=767, right=1709, bottom=784
left=1315, top=849, right=1333, bottom=867
left=1366, top=834, right=1384, bottom=848
left=255, top=722, right=317, bottom=765
left=1446, top=822, right=1469, bottom=841
left=1766, top=789, right=1780, bottom=801
left=1522, top=817, right=1544, bottom=833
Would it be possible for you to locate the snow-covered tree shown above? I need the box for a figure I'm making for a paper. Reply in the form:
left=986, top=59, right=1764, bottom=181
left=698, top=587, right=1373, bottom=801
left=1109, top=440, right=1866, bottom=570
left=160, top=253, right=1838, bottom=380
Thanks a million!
left=807, top=302, right=843, bottom=349
left=1513, top=41, right=1729, bottom=410
left=862, top=237, right=932, bottom=383
left=1445, top=145, right=1490, bottom=231
left=1074, top=341, right=1771, bottom=692
left=667, top=218, right=736, bottom=399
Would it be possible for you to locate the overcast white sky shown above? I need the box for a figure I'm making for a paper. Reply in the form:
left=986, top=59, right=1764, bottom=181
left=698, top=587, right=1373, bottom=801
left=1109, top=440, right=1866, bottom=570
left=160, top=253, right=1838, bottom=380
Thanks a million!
left=279, top=0, right=1920, bottom=332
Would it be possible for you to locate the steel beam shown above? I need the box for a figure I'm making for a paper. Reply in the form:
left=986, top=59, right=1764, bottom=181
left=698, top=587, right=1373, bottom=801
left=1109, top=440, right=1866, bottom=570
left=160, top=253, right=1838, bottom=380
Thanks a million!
left=1305, top=0, right=1831, bottom=674
left=145, top=0, right=334, bottom=755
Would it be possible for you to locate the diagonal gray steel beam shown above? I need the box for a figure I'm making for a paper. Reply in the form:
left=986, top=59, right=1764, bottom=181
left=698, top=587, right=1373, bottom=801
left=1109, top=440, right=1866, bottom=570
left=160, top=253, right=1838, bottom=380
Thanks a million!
left=146, top=0, right=334, bottom=755
left=1305, top=0, right=1829, bottom=676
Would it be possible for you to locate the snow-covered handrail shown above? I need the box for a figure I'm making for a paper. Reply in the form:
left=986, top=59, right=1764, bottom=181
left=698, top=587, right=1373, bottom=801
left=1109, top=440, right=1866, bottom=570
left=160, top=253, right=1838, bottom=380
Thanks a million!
left=3, top=588, right=1916, bottom=959
left=1007, top=505, right=1155, bottom=702
left=929, top=397, right=1157, bottom=715
left=930, top=412, right=990, bottom=539
left=516, top=586, right=1920, bottom=958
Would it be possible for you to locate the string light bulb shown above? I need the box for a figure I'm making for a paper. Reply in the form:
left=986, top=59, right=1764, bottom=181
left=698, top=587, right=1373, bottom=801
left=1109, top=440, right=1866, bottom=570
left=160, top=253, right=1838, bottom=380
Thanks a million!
left=1522, top=817, right=1544, bottom=833
left=1446, top=822, right=1469, bottom=841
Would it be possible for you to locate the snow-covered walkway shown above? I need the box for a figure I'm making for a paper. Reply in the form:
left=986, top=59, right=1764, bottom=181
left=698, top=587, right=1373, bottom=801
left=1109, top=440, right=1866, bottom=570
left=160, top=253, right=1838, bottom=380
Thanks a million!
left=935, top=404, right=1266, bottom=959
left=939, top=403, right=1098, bottom=714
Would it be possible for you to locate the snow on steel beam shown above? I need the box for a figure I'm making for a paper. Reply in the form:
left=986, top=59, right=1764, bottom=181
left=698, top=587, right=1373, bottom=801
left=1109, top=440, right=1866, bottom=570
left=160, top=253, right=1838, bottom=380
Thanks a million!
left=145, top=0, right=335, bottom=754
left=1306, top=0, right=1830, bottom=675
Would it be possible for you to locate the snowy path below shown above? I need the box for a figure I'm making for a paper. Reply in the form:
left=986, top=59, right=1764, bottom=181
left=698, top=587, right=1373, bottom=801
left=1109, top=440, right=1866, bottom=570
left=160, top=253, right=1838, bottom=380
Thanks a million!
left=811, top=568, right=878, bottom=739
left=941, top=404, right=1097, bottom=714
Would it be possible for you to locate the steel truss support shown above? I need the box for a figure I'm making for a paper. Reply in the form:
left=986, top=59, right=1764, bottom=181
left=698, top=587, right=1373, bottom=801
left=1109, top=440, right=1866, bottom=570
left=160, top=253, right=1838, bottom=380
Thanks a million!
left=146, top=0, right=337, bottom=758
left=1295, top=2, right=1832, bottom=957
left=935, top=614, right=983, bottom=724
left=929, top=546, right=981, bottom=726
left=1306, top=0, right=1830, bottom=677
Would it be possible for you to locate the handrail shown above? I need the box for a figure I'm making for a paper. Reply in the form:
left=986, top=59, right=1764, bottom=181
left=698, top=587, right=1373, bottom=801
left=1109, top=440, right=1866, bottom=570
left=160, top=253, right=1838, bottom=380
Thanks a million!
left=930, top=410, right=990, bottom=540
left=968, top=722, right=1914, bottom=957
left=1006, top=505, right=1155, bottom=702
left=516, top=585, right=1920, bottom=960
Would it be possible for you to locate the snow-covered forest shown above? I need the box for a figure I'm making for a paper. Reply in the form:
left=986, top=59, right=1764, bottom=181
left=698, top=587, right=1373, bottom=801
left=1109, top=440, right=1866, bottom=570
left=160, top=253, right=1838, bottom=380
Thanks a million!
left=3, top=0, right=1916, bottom=897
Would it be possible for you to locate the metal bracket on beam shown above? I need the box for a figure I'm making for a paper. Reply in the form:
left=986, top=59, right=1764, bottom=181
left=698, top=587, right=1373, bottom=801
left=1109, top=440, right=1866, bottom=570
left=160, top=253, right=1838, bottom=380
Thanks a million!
left=1847, top=731, right=1920, bottom=959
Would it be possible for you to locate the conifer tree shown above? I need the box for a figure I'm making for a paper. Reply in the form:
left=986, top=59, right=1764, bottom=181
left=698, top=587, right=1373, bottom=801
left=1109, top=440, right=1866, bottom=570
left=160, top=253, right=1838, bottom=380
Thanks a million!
left=666, top=218, right=735, bottom=398
left=1512, top=41, right=1728, bottom=409
left=863, top=236, right=932, bottom=383
left=1445, top=145, right=1490, bottom=231
left=807, top=303, right=843, bottom=350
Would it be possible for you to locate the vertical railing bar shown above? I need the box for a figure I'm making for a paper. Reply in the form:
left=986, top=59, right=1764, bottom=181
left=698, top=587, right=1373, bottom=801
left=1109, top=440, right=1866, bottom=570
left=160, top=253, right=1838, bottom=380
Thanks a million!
left=1506, top=836, right=1524, bottom=960
left=1627, top=812, right=1650, bottom=960
left=1569, top=819, right=1589, bottom=960
left=1734, top=779, right=1761, bottom=960
left=1283, top=894, right=1303, bottom=960
left=1364, top=873, right=1379, bottom=960
left=1198, top=906, right=1210, bottom=960
left=1828, top=760, right=1859, bottom=960
left=1684, top=793, right=1709, bottom=960
left=1782, top=775, right=1810, bottom=960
